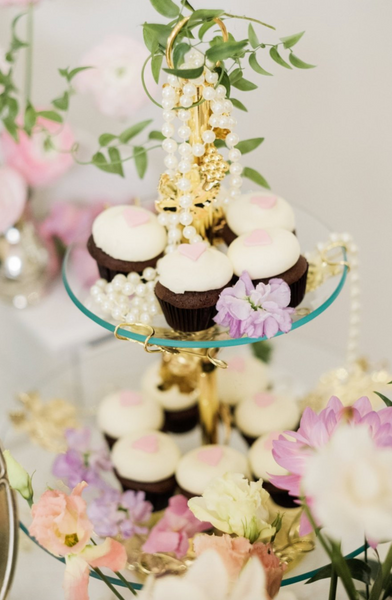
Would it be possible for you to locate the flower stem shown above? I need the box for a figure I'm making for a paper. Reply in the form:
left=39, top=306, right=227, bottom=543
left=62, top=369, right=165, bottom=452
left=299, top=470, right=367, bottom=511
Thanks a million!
left=24, top=3, right=34, bottom=107
left=141, top=55, right=163, bottom=108
left=223, top=12, right=276, bottom=31
left=92, top=567, right=126, bottom=600
left=328, top=566, right=338, bottom=600
left=115, top=571, right=137, bottom=597
left=369, top=544, right=392, bottom=600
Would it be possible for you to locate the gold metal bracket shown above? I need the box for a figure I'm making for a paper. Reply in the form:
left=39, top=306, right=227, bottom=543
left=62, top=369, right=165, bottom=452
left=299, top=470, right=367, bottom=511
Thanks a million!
left=166, top=17, right=228, bottom=69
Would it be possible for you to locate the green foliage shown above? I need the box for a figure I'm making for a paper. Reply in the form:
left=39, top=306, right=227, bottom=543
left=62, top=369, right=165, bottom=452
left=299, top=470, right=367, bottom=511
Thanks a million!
left=52, top=91, right=69, bottom=111
left=289, top=53, right=316, bottom=69
left=163, top=65, right=204, bottom=79
left=151, top=54, right=163, bottom=83
left=280, top=31, right=305, bottom=49
left=99, top=133, right=117, bottom=147
left=230, top=97, right=248, bottom=111
left=243, top=167, right=270, bottom=189
left=206, top=40, right=248, bottom=63
left=249, top=52, right=273, bottom=76
left=236, top=137, right=264, bottom=155
left=173, top=42, right=191, bottom=69
left=134, top=146, right=148, bottom=178
left=231, top=76, right=257, bottom=91
left=149, top=0, right=179, bottom=18
left=37, top=110, right=63, bottom=123
left=119, top=119, right=153, bottom=144
left=59, top=66, right=93, bottom=82
left=373, top=391, right=392, bottom=407
left=270, top=46, right=292, bottom=69
left=306, top=559, right=372, bottom=586
left=251, top=340, right=273, bottom=363
left=248, top=23, right=259, bottom=49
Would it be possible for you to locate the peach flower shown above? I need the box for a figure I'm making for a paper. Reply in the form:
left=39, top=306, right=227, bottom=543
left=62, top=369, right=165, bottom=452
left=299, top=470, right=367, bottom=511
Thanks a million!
left=29, top=482, right=127, bottom=600
left=1, top=116, right=74, bottom=187
left=194, top=533, right=252, bottom=582
left=0, top=166, right=27, bottom=234
left=251, top=542, right=286, bottom=598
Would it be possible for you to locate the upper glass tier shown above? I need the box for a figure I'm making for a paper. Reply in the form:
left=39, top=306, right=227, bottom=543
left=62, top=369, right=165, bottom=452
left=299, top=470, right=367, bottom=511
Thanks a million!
left=63, top=205, right=347, bottom=349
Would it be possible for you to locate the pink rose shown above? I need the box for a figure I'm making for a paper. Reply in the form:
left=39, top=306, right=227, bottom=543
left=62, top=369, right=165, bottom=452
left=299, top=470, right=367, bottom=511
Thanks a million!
left=193, top=533, right=252, bottom=581
left=39, top=201, right=108, bottom=246
left=251, top=542, right=286, bottom=598
left=0, top=166, right=27, bottom=234
left=75, top=35, right=156, bottom=119
left=1, top=116, right=74, bottom=187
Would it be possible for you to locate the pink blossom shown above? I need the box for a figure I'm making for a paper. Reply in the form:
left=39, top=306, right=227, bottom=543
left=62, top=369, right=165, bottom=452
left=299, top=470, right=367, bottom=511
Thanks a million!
left=194, top=534, right=251, bottom=582
left=0, top=166, right=27, bottom=234
left=214, top=272, right=294, bottom=339
left=142, top=495, right=211, bottom=559
left=1, top=116, right=74, bottom=187
left=39, top=201, right=108, bottom=246
left=250, top=543, right=286, bottom=598
left=75, top=35, right=155, bottom=119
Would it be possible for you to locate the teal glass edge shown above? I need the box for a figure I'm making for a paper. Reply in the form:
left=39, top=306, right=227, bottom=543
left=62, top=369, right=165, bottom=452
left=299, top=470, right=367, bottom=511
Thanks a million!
left=62, top=247, right=348, bottom=349
left=19, top=521, right=364, bottom=589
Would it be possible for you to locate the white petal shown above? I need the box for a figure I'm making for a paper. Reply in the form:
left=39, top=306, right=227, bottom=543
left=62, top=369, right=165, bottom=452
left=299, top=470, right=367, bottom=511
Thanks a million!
left=185, top=550, right=229, bottom=600
left=229, top=558, right=268, bottom=600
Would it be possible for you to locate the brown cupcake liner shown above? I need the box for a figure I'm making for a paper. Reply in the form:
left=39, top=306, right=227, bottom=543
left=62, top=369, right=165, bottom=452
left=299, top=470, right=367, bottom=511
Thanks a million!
left=114, top=469, right=177, bottom=511
left=156, top=298, right=218, bottom=332
left=163, top=405, right=199, bottom=434
left=251, top=257, right=309, bottom=308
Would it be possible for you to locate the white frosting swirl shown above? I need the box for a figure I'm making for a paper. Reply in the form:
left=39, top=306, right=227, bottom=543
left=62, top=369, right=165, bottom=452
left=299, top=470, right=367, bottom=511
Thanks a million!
left=141, top=362, right=199, bottom=411
left=217, top=353, right=270, bottom=406
left=111, top=430, right=181, bottom=482
left=227, top=228, right=301, bottom=279
left=235, top=392, right=300, bottom=438
left=225, top=191, right=295, bottom=235
left=97, top=390, right=163, bottom=438
left=92, top=205, right=167, bottom=261
left=158, top=242, right=233, bottom=293
left=249, top=432, right=290, bottom=481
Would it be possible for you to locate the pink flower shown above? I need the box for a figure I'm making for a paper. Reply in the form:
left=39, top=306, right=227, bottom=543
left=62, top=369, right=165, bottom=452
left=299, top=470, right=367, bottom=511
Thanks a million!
left=0, top=166, right=27, bottom=234
left=214, top=272, right=294, bottom=339
left=250, top=543, right=286, bottom=598
left=29, top=482, right=127, bottom=600
left=75, top=35, right=155, bottom=119
left=39, top=201, right=108, bottom=247
left=142, top=495, right=211, bottom=559
left=1, top=116, right=74, bottom=187
left=194, top=534, right=252, bottom=582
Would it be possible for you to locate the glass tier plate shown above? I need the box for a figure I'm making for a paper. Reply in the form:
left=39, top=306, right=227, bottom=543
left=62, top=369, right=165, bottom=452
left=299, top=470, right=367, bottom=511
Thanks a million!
left=63, top=205, right=348, bottom=349
left=5, top=336, right=363, bottom=592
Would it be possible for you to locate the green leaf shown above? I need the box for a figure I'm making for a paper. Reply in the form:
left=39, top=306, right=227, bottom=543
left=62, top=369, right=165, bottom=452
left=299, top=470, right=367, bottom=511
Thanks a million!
left=37, top=110, right=63, bottom=123
left=206, top=40, right=248, bottom=64
left=198, top=20, right=216, bottom=40
left=373, top=391, right=392, bottom=407
left=188, top=9, right=224, bottom=25
left=249, top=52, right=273, bottom=76
left=280, top=31, right=305, bottom=49
left=52, top=91, right=69, bottom=111
left=92, top=151, right=110, bottom=172
left=289, top=53, right=316, bottom=69
left=269, top=46, right=292, bottom=69
left=219, top=68, right=231, bottom=97
left=173, top=42, right=191, bottom=69
left=5, top=97, right=18, bottom=120
left=248, top=23, right=259, bottom=49
left=243, top=167, right=270, bottom=189
left=181, top=0, right=194, bottom=10
left=99, top=133, right=117, bottom=146
left=68, top=66, right=92, bottom=82
left=24, top=103, right=36, bottom=134
left=148, top=130, right=165, bottom=141
left=3, top=118, right=18, bottom=141
left=232, top=77, right=258, bottom=91
left=306, top=559, right=371, bottom=586
left=108, top=147, right=124, bottom=177
left=251, top=340, right=273, bottom=363
left=163, top=65, right=204, bottom=79
left=230, top=97, right=248, bottom=112
left=119, top=119, right=153, bottom=144
left=151, top=54, right=163, bottom=83
left=214, top=139, right=226, bottom=149
left=134, top=146, right=148, bottom=179
left=149, top=0, right=179, bottom=18
left=229, top=68, right=243, bottom=85
left=236, top=137, right=264, bottom=155
left=143, top=23, right=172, bottom=51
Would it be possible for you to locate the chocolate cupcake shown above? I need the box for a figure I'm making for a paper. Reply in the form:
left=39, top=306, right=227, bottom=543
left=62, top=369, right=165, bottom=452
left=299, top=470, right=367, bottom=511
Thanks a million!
left=141, top=361, right=199, bottom=434
left=222, top=191, right=296, bottom=245
left=97, top=390, right=164, bottom=448
left=111, top=431, right=181, bottom=511
left=155, top=242, right=233, bottom=332
left=235, top=391, right=300, bottom=447
left=227, top=228, right=308, bottom=307
left=249, top=432, right=298, bottom=508
left=175, top=445, right=250, bottom=498
left=88, top=205, right=167, bottom=282
left=217, top=353, right=270, bottom=410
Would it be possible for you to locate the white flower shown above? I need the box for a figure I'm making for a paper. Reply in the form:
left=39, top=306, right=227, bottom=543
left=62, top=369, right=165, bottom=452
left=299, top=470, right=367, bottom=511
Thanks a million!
left=188, top=473, right=275, bottom=543
left=138, top=549, right=268, bottom=600
left=302, top=425, right=392, bottom=543
left=3, top=450, right=34, bottom=505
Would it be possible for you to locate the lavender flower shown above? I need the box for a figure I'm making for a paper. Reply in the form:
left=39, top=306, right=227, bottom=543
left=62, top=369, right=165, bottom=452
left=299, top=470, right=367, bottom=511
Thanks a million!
left=88, top=489, right=153, bottom=539
left=214, top=272, right=294, bottom=339
left=52, top=427, right=112, bottom=490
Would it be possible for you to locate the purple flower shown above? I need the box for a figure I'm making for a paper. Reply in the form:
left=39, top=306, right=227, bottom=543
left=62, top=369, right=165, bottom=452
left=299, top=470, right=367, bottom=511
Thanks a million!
left=88, top=489, right=153, bottom=539
left=214, top=272, right=294, bottom=339
left=52, top=427, right=112, bottom=490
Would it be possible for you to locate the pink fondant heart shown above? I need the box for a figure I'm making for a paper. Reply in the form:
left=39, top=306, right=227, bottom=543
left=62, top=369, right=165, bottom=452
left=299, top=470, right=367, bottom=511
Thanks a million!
left=178, top=242, right=206, bottom=262
left=244, top=229, right=272, bottom=247
left=197, top=447, right=223, bottom=467
left=254, top=392, right=275, bottom=408
left=119, top=390, right=143, bottom=407
left=123, top=207, right=150, bottom=228
left=132, top=435, right=158, bottom=454
left=250, top=195, right=277, bottom=210
left=264, top=432, right=279, bottom=451
left=227, top=356, right=246, bottom=373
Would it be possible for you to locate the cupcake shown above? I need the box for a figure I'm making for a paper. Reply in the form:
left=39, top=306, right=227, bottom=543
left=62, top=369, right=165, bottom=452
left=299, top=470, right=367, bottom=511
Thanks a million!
left=217, top=353, right=270, bottom=409
left=97, top=389, right=164, bottom=448
left=88, top=205, right=167, bottom=281
left=249, top=432, right=297, bottom=508
left=155, top=242, right=233, bottom=332
left=141, top=361, right=199, bottom=433
left=235, top=391, right=300, bottom=446
left=227, top=228, right=308, bottom=307
left=222, top=192, right=295, bottom=245
left=111, top=430, right=181, bottom=511
left=175, top=444, right=250, bottom=498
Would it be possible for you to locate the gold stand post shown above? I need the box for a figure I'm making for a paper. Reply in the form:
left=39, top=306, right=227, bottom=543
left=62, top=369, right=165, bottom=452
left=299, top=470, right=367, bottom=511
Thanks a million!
left=198, top=358, right=219, bottom=445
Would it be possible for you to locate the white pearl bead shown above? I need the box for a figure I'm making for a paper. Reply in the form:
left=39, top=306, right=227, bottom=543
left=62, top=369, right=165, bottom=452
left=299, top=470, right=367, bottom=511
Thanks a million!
left=230, top=175, right=243, bottom=188
left=178, top=109, right=190, bottom=121
left=223, top=197, right=230, bottom=206
left=179, top=194, right=192, bottom=208
left=141, top=302, right=150, bottom=313
left=164, top=154, right=178, bottom=169
left=179, top=210, right=193, bottom=226
left=168, top=212, right=180, bottom=226
left=146, top=281, right=156, bottom=293
left=112, top=307, right=124, bottom=321
left=162, top=86, right=176, bottom=99
left=192, top=74, right=205, bottom=85
left=211, top=101, right=224, bottom=115
left=180, top=95, right=193, bottom=108
left=178, top=159, right=192, bottom=173
left=215, top=85, right=226, bottom=98
left=143, top=267, right=156, bottom=281
left=146, top=293, right=157, bottom=304
left=192, top=143, right=205, bottom=157
left=96, top=278, right=107, bottom=289
left=178, top=125, right=191, bottom=140
left=209, top=115, right=220, bottom=128
left=105, top=283, right=114, bottom=294
left=226, top=133, right=239, bottom=148
left=228, top=148, right=241, bottom=162
left=168, top=228, right=182, bottom=242
left=165, top=169, right=176, bottom=178
left=162, top=98, right=176, bottom=110
left=128, top=272, right=140, bottom=284
left=205, top=70, right=218, bottom=84
left=191, top=57, right=204, bottom=68
left=96, top=293, right=105, bottom=305
left=162, top=123, right=174, bottom=137
left=157, top=212, right=168, bottom=226
left=165, top=244, right=176, bottom=254
left=149, top=304, right=159, bottom=316
left=177, top=177, right=191, bottom=191
left=218, top=116, right=229, bottom=129
left=135, top=283, right=146, bottom=297
left=230, top=162, right=243, bottom=175
left=163, top=109, right=175, bottom=122
left=125, top=310, right=138, bottom=322
left=131, top=296, right=143, bottom=307
left=229, top=188, right=241, bottom=199
left=183, top=82, right=196, bottom=97
left=183, top=225, right=196, bottom=239
left=107, top=292, right=117, bottom=302
left=202, top=130, right=216, bottom=144
left=102, top=300, right=114, bottom=315
left=191, top=234, right=203, bottom=243
left=123, top=282, right=135, bottom=296
left=178, top=143, right=192, bottom=157
left=91, top=285, right=101, bottom=297
left=167, top=75, right=180, bottom=87
left=140, top=312, right=151, bottom=324
left=202, top=86, right=216, bottom=100
left=162, top=138, right=177, bottom=153
left=223, top=99, right=233, bottom=112
left=227, top=117, right=237, bottom=129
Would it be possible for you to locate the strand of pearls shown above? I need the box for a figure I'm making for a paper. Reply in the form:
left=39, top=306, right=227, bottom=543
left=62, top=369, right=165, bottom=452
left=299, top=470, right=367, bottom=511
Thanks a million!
left=89, top=267, right=161, bottom=325
left=159, top=49, right=244, bottom=252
